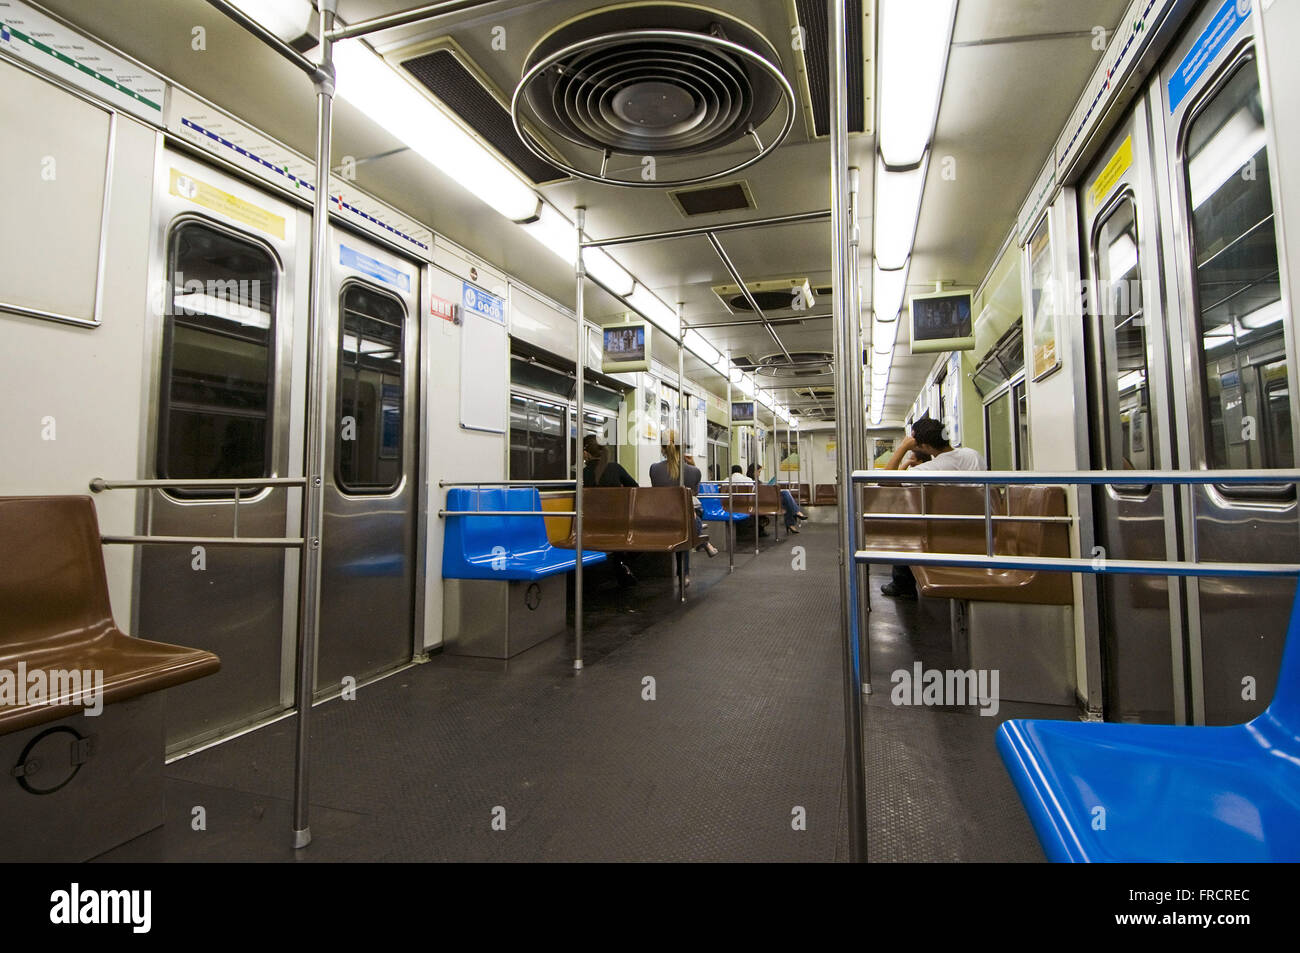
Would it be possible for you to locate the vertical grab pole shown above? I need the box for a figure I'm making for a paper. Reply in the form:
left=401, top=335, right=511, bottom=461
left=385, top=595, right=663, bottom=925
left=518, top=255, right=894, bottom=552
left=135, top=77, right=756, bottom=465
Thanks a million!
left=727, top=351, right=735, bottom=573
left=678, top=303, right=687, bottom=603
left=848, top=166, right=871, bottom=691
left=574, top=208, right=587, bottom=671
left=984, top=482, right=994, bottom=557
left=292, top=0, right=336, bottom=850
left=828, top=0, right=867, bottom=863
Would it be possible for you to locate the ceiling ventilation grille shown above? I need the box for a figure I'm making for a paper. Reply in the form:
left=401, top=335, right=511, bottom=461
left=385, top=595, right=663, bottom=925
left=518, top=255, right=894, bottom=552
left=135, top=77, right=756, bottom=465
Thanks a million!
left=400, top=46, right=567, bottom=184
left=792, top=0, right=867, bottom=138
left=668, top=181, right=755, bottom=217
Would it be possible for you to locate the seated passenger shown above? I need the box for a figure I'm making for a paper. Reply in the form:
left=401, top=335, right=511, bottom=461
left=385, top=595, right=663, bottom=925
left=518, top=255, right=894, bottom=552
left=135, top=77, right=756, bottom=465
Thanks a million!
left=878, top=417, right=987, bottom=600
left=649, top=438, right=719, bottom=587
left=582, top=435, right=638, bottom=586
left=758, top=463, right=809, bottom=533
left=737, top=464, right=770, bottom=537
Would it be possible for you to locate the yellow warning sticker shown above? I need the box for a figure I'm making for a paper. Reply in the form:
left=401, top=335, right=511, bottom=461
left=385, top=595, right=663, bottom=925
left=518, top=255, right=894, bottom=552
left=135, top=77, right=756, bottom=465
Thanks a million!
left=1088, top=136, right=1133, bottom=211
left=169, top=168, right=285, bottom=239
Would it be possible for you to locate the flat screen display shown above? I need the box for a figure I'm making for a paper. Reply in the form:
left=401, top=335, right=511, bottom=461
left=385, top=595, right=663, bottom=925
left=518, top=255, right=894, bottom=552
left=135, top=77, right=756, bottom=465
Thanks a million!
left=731, top=401, right=755, bottom=424
left=910, top=291, right=975, bottom=354
left=602, top=322, right=650, bottom=372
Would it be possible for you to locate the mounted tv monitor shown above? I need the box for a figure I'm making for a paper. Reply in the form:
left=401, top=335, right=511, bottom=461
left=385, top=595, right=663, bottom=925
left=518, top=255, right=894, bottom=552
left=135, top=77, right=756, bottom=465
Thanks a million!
left=910, top=290, right=975, bottom=354
left=601, top=321, right=650, bottom=373
left=730, top=401, right=756, bottom=424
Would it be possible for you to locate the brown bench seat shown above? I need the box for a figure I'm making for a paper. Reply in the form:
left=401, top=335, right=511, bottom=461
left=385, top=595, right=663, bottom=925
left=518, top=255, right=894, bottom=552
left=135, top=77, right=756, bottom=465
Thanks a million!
left=0, top=496, right=221, bottom=735
left=814, top=483, right=838, bottom=505
left=555, top=487, right=694, bottom=553
left=860, top=484, right=1072, bottom=606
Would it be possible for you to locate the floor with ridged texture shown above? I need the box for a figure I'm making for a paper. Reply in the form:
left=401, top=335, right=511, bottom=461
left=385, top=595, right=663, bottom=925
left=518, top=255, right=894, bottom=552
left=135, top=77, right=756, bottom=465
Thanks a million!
left=98, top=519, right=1065, bottom=862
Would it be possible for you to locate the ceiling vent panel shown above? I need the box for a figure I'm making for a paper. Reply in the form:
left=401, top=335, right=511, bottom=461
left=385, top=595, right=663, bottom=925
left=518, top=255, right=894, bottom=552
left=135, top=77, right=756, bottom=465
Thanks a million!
left=668, top=180, right=755, bottom=216
left=517, top=3, right=788, bottom=180
left=399, top=43, right=567, bottom=184
left=792, top=0, right=869, bottom=138
left=712, top=276, right=815, bottom=314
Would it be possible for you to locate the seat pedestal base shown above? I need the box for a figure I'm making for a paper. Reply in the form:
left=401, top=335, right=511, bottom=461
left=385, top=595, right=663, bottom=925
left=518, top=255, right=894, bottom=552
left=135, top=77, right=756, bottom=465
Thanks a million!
left=443, top=576, right=566, bottom=659
left=951, top=601, right=1077, bottom=707
left=0, top=693, right=164, bottom=862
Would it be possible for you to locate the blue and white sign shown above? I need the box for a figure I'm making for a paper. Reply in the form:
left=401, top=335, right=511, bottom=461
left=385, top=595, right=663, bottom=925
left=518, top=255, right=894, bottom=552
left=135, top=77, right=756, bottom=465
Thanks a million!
left=340, top=244, right=410, bottom=292
left=462, top=282, right=506, bottom=325
left=1168, top=0, right=1251, bottom=114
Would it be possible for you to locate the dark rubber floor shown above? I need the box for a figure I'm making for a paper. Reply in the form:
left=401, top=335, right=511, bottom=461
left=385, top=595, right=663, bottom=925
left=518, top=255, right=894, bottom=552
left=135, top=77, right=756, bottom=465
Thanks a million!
left=97, top=521, right=1059, bottom=862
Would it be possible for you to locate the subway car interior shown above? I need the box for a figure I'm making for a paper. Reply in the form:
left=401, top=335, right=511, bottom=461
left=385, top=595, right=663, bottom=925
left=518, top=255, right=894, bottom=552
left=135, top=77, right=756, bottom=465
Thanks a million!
left=1, top=0, right=1299, bottom=874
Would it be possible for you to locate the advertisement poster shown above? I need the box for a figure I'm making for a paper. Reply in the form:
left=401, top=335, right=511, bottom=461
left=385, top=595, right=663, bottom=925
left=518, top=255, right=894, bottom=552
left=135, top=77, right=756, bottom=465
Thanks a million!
left=1029, top=219, right=1061, bottom=380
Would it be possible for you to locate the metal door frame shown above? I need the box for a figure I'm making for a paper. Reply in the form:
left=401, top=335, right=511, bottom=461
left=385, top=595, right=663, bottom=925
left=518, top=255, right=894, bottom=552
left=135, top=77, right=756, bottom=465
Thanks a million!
left=1153, top=2, right=1298, bottom=723
left=139, top=143, right=310, bottom=741
left=1078, top=102, right=1191, bottom=722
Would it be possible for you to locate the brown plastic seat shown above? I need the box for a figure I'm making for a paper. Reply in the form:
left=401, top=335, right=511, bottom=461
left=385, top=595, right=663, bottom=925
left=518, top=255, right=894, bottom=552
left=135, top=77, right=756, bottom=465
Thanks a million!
left=814, top=483, right=838, bottom=505
left=798, top=483, right=811, bottom=505
left=556, top=487, right=693, bottom=553
left=911, top=485, right=1072, bottom=605
left=0, top=496, right=221, bottom=735
left=755, top=484, right=783, bottom=519
left=861, top=485, right=926, bottom=552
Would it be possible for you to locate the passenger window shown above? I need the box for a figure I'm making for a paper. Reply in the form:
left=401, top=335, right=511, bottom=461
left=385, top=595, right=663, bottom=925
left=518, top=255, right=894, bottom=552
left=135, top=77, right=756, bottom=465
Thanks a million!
left=158, top=222, right=276, bottom=492
left=985, top=390, right=1014, bottom=471
left=1091, top=195, right=1156, bottom=470
left=1184, top=61, right=1290, bottom=470
left=1015, top=381, right=1030, bottom=469
left=337, top=283, right=405, bottom=492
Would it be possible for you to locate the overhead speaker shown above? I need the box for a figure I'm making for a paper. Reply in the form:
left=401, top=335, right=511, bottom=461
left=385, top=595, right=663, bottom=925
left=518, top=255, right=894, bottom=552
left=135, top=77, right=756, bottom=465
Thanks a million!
left=511, top=3, right=795, bottom=188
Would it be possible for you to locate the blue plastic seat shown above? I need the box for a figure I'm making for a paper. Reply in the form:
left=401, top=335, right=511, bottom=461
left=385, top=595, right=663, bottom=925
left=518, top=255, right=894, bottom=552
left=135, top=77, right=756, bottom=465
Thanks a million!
left=442, top=488, right=606, bottom=581
left=997, top=579, right=1300, bottom=862
left=698, top=483, right=750, bottom=523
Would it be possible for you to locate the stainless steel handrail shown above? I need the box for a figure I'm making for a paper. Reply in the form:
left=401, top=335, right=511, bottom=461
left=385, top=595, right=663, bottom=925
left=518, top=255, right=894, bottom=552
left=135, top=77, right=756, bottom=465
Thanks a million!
left=90, top=476, right=307, bottom=548
left=860, top=512, right=1073, bottom=524
left=439, top=479, right=579, bottom=487
left=439, top=510, right=577, bottom=517
left=852, top=469, right=1300, bottom=575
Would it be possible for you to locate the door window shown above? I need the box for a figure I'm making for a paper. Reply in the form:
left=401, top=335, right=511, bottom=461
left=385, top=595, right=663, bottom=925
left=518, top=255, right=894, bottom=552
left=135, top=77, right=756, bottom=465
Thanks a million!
left=158, top=222, right=276, bottom=492
left=1091, top=196, right=1157, bottom=470
left=336, top=282, right=405, bottom=492
left=1184, top=61, right=1289, bottom=470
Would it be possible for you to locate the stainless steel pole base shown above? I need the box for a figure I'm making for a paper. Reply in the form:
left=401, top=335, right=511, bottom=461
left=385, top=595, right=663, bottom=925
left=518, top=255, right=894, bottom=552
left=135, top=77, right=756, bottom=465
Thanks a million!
left=293, top=827, right=311, bottom=849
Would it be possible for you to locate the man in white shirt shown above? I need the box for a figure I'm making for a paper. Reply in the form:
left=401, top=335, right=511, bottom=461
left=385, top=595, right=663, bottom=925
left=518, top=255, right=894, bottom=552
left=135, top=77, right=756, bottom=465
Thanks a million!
left=879, top=417, right=986, bottom=599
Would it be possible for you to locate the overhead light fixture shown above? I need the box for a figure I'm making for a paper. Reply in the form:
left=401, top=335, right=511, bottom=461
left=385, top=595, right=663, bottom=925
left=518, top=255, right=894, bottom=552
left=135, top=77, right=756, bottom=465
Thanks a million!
left=729, top=367, right=745, bottom=384
left=227, top=0, right=317, bottom=50
left=333, top=40, right=540, bottom=223
left=877, top=0, right=958, bottom=168
left=738, top=375, right=756, bottom=397
left=872, top=312, right=900, bottom=355
left=683, top=328, right=722, bottom=367
left=874, top=153, right=929, bottom=270
left=873, top=261, right=910, bottom=323
left=626, top=283, right=680, bottom=338
left=521, top=203, right=577, bottom=264
left=585, top=249, right=636, bottom=298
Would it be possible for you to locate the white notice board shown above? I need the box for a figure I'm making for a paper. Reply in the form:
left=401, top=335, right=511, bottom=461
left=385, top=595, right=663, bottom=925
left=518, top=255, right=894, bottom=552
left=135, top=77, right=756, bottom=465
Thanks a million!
left=459, top=305, right=508, bottom=434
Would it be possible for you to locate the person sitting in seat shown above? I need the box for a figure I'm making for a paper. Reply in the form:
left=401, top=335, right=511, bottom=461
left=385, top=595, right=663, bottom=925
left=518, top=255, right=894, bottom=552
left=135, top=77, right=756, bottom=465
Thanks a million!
left=878, top=417, right=987, bottom=600
left=729, top=464, right=768, bottom=538
left=757, top=463, right=809, bottom=533
left=650, top=437, right=718, bottom=588
left=582, top=434, right=638, bottom=586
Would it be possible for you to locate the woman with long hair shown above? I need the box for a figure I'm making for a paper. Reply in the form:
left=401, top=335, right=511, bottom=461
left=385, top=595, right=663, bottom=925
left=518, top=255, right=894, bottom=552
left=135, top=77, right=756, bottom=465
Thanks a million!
left=581, top=435, right=637, bottom=586
left=650, top=435, right=717, bottom=587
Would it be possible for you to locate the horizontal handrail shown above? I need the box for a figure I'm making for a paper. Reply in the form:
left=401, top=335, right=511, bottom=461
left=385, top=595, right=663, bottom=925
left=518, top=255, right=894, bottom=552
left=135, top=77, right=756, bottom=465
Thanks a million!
left=439, top=510, right=576, bottom=518
left=439, top=479, right=578, bottom=487
left=91, top=476, right=306, bottom=491
left=853, top=549, right=1300, bottom=578
left=698, top=492, right=756, bottom=498
left=102, top=535, right=304, bottom=548
left=851, top=469, right=1300, bottom=486
left=861, top=512, right=1073, bottom=524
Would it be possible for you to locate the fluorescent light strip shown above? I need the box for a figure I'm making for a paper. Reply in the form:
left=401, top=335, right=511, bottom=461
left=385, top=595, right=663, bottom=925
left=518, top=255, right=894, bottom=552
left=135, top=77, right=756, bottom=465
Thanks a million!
left=333, top=40, right=539, bottom=222
left=877, top=0, right=958, bottom=168
left=874, top=152, right=929, bottom=270
left=228, top=0, right=314, bottom=43
left=873, top=261, right=910, bottom=323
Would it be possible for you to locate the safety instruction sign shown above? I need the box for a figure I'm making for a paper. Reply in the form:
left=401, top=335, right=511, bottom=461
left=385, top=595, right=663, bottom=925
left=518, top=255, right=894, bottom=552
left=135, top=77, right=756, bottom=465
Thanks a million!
left=1169, top=0, right=1251, bottom=114
left=461, top=283, right=505, bottom=325
left=340, top=244, right=410, bottom=292
left=1088, top=136, right=1133, bottom=212
left=170, top=168, right=286, bottom=239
